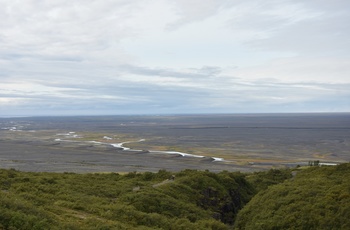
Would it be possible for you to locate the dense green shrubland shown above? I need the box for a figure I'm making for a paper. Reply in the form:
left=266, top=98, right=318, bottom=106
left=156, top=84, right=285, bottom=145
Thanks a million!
left=1, top=164, right=349, bottom=229
left=0, top=168, right=255, bottom=229
left=235, top=163, right=350, bottom=229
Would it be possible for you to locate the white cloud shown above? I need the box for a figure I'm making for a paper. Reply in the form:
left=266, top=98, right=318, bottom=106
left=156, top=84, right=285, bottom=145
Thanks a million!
left=230, top=57, right=350, bottom=84
left=0, top=0, right=349, bottom=115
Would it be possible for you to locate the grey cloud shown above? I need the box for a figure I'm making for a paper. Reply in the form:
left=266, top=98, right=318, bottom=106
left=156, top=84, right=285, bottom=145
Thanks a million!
left=0, top=0, right=348, bottom=115
left=242, top=1, right=350, bottom=54
left=119, top=65, right=222, bottom=79
left=196, top=66, right=222, bottom=76
left=167, top=0, right=241, bottom=30
left=0, top=0, right=141, bottom=65
left=1, top=77, right=348, bottom=115
left=300, top=0, right=350, bottom=11
left=251, top=17, right=350, bottom=54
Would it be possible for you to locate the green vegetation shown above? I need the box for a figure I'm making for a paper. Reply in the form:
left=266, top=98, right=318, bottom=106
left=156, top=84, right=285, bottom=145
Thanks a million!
left=245, top=168, right=293, bottom=192
left=1, top=164, right=350, bottom=229
left=235, top=163, right=350, bottom=229
left=0, top=169, right=255, bottom=229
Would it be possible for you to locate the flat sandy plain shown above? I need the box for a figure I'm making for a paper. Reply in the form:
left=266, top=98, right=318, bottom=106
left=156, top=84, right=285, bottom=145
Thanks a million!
left=1, top=114, right=349, bottom=173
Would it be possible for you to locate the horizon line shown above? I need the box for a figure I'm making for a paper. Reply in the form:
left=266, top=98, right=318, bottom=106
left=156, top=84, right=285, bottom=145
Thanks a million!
left=1, top=111, right=349, bottom=119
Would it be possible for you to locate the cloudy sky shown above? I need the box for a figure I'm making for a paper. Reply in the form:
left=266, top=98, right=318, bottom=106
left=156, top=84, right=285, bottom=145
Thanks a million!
left=1, top=0, right=349, bottom=116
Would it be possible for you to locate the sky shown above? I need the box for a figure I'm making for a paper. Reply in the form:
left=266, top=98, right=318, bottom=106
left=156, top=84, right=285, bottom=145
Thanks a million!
left=0, top=0, right=349, bottom=116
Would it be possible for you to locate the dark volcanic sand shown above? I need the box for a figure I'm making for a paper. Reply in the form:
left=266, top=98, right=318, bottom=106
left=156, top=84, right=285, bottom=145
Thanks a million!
left=0, top=140, right=250, bottom=173
left=1, top=114, right=349, bottom=173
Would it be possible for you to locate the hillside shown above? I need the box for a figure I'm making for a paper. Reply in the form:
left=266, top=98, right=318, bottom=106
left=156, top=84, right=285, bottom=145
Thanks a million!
left=235, top=163, right=350, bottom=229
left=1, top=164, right=349, bottom=229
left=0, top=169, right=258, bottom=229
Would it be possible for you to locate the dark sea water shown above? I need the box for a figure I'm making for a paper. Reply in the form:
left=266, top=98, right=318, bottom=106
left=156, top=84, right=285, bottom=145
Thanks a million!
left=0, top=113, right=349, bottom=172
